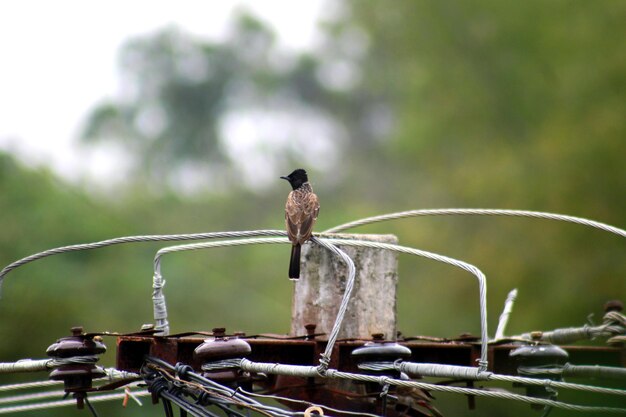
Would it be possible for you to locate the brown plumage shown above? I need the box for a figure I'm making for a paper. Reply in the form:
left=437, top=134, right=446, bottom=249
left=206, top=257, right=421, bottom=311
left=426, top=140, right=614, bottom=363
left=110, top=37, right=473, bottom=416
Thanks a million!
left=281, top=169, right=320, bottom=280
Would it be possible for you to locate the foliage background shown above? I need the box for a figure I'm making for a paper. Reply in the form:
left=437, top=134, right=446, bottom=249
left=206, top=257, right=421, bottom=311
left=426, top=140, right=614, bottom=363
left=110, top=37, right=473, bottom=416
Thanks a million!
left=1, top=1, right=624, bottom=416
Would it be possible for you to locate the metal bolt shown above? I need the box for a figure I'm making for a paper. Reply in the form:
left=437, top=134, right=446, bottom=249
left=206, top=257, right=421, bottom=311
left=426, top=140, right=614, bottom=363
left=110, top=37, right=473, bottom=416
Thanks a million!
left=212, top=328, right=226, bottom=338
left=305, top=324, right=317, bottom=340
left=530, top=331, right=543, bottom=341
left=371, top=333, right=385, bottom=342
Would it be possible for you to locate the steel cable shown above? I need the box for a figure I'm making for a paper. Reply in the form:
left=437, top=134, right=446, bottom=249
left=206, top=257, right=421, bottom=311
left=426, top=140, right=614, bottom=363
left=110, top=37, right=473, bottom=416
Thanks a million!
left=238, top=359, right=626, bottom=414
left=324, top=208, right=626, bottom=237
left=0, top=230, right=288, bottom=287
left=152, top=236, right=484, bottom=368
left=153, top=236, right=355, bottom=370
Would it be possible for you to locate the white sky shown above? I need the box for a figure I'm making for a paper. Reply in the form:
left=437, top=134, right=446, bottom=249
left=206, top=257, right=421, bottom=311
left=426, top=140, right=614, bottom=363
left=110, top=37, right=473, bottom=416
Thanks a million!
left=0, top=1, right=326, bottom=184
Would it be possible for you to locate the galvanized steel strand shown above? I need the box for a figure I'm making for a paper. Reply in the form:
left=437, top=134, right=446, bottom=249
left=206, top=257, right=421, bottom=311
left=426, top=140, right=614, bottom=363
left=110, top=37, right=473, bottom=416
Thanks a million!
left=0, top=380, right=61, bottom=392
left=325, top=369, right=626, bottom=414
left=310, top=236, right=356, bottom=371
left=0, top=390, right=150, bottom=414
left=153, top=236, right=289, bottom=336
left=238, top=359, right=626, bottom=414
left=0, top=360, right=51, bottom=374
left=394, top=362, right=626, bottom=397
left=0, top=229, right=288, bottom=285
left=0, top=382, right=145, bottom=407
left=3, top=208, right=623, bottom=285
left=494, top=288, right=518, bottom=340
left=153, top=236, right=485, bottom=369
left=321, top=237, right=489, bottom=371
left=0, top=356, right=118, bottom=374
left=0, top=368, right=138, bottom=392
left=487, top=373, right=626, bottom=396
left=324, top=208, right=626, bottom=237
left=1, top=229, right=489, bottom=368
left=237, top=388, right=382, bottom=417
left=563, top=364, right=626, bottom=380
left=515, top=311, right=626, bottom=344
left=153, top=235, right=355, bottom=370
left=0, top=390, right=69, bottom=406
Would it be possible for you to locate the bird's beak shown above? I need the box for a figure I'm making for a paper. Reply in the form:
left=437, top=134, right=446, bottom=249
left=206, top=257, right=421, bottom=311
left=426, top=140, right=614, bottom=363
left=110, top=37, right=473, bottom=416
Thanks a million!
left=280, top=176, right=289, bottom=181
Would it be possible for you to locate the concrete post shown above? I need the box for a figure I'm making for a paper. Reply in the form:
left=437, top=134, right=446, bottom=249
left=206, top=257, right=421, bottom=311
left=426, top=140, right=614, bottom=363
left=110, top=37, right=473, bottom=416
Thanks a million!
left=290, top=234, right=399, bottom=340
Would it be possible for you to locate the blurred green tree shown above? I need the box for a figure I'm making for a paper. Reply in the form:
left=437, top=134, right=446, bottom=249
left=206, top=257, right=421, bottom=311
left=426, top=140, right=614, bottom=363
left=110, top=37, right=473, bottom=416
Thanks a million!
left=81, top=10, right=388, bottom=190
left=334, top=0, right=626, bottom=213
left=76, top=0, right=626, bottom=349
left=2, top=2, right=625, bottom=415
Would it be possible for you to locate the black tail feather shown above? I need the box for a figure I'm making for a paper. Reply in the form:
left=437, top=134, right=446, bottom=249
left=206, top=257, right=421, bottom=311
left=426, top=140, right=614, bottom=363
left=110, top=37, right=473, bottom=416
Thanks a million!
left=289, top=244, right=301, bottom=279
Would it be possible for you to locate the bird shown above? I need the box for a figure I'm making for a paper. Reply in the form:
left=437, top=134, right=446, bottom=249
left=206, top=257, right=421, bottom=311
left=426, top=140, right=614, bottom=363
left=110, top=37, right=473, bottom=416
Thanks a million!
left=280, top=168, right=320, bottom=280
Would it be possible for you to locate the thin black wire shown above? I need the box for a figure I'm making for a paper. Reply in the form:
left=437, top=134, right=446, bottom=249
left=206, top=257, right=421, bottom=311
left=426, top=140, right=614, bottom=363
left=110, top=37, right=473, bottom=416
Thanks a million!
left=84, top=396, right=100, bottom=417
left=163, top=398, right=174, bottom=417
left=144, top=357, right=279, bottom=417
left=161, top=389, right=219, bottom=417
left=145, top=357, right=295, bottom=417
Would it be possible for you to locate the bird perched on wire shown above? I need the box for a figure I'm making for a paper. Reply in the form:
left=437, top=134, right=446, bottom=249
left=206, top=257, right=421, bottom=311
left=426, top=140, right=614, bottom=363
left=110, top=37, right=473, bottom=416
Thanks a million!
left=281, top=168, right=320, bottom=280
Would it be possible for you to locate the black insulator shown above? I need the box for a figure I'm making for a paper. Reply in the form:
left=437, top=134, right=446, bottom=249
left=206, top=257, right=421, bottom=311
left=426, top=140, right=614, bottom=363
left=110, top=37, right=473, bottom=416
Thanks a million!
left=193, top=328, right=252, bottom=385
left=46, top=327, right=107, bottom=409
left=194, top=328, right=252, bottom=362
left=46, top=326, right=106, bottom=358
left=510, top=343, right=569, bottom=410
left=351, top=335, right=412, bottom=398
left=510, top=343, right=569, bottom=371
left=351, top=342, right=412, bottom=364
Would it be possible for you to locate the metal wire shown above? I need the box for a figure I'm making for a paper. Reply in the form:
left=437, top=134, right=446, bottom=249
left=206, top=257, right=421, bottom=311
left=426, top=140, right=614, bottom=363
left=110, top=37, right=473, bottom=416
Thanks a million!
left=0, top=382, right=145, bottom=407
left=0, top=390, right=66, bottom=406
left=0, top=230, right=288, bottom=286
left=153, top=236, right=286, bottom=273
left=494, top=288, right=518, bottom=340
left=152, top=236, right=484, bottom=369
left=393, top=362, right=626, bottom=397
left=5, top=208, right=622, bottom=286
left=487, top=373, right=626, bottom=397
left=324, top=208, right=626, bottom=237
left=152, top=236, right=286, bottom=335
left=324, top=370, right=626, bottom=414
left=0, top=356, right=120, bottom=374
left=237, top=388, right=382, bottom=417
left=0, top=389, right=150, bottom=414
left=321, top=238, right=489, bottom=371
left=309, top=236, right=356, bottom=371
left=238, top=359, right=626, bottom=414
left=514, top=310, right=626, bottom=344
left=144, top=357, right=297, bottom=417
left=152, top=236, right=355, bottom=371
left=563, top=364, right=626, bottom=380
left=1, top=210, right=623, bottom=413
left=0, top=380, right=62, bottom=392
left=0, top=359, right=50, bottom=374
left=0, top=368, right=138, bottom=393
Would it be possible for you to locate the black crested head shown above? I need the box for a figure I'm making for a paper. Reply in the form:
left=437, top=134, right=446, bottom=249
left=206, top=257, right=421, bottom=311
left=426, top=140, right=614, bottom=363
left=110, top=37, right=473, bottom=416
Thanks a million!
left=280, top=168, right=308, bottom=190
